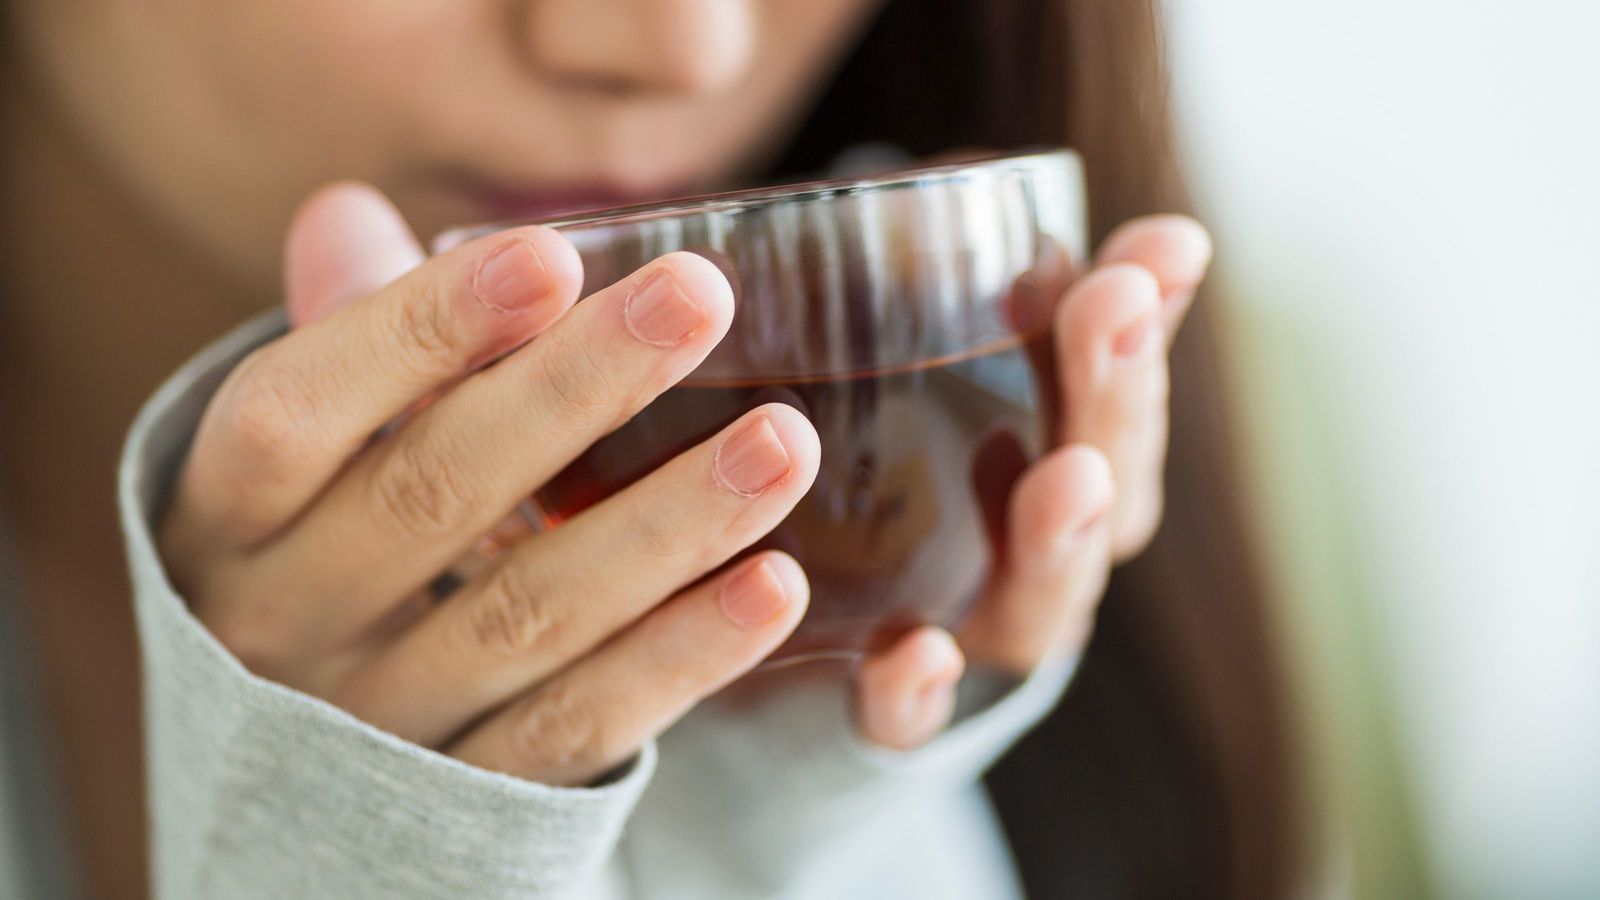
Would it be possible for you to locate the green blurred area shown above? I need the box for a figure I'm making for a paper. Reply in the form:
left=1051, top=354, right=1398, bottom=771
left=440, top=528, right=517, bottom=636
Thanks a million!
left=1219, top=288, right=1432, bottom=900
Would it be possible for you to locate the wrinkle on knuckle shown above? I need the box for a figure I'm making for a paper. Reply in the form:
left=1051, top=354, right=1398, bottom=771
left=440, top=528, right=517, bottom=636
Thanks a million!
left=641, top=631, right=704, bottom=696
left=389, top=286, right=463, bottom=379
left=512, top=682, right=612, bottom=775
left=629, top=502, right=690, bottom=562
left=371, top=436, right=477, bottom=541
left=223, top=352, right=324, bottom=475
left=468, top=562, right=559, bottom=658
left=535, top=335, right=616, bottom=429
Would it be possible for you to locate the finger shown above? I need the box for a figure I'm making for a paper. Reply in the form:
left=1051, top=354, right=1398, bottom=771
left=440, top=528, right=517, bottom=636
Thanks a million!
left=1094, top=214, right=1212, bottom=342
left=170, top=223, right=584, bottom=549
left=333, top=403, right=820, bottom=743
left=959, top=444, right=1114, bottom=675
left=239, top=253, right=741, bottom=650
left=446, top=552, right=808, bottom=785
left=1055, top=264, right=1167, bottom=559
left=284, top=181, right=426, bottom=326
left=855, top=626, right=965, bottom=751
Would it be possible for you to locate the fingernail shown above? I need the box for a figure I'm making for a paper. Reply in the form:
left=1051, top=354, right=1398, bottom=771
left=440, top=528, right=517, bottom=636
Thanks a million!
left=625, top=268, right=704, bottom=347
left=713, top=415, right=791, bottom=497
left=1112, top=313, right=1155, bottom=358
left=719, top=559, right=790, bottom=629
left=473, top=238, right=548, bottom=312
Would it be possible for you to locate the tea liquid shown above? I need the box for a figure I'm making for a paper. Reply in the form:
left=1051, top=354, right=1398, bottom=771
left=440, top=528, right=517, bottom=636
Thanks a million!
left=535, top=333, right=1055, bottom=658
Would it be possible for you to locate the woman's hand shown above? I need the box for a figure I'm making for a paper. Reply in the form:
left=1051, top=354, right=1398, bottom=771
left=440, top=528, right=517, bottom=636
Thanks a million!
left=853, top=215, right=1213, bottom=749
left=159, top=183, right=822, bottom=786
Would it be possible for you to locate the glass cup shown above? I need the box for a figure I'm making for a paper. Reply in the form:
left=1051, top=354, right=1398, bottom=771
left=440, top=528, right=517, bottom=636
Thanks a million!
left=438, top=149, right=1087, bottom=664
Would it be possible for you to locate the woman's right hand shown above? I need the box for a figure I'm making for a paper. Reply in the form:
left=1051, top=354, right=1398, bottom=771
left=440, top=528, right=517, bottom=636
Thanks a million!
left=158, top=183, right=820, bottom=786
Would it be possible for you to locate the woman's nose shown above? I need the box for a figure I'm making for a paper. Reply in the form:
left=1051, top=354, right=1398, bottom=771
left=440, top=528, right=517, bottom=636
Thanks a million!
left=520, top=0, right=756, bottom=96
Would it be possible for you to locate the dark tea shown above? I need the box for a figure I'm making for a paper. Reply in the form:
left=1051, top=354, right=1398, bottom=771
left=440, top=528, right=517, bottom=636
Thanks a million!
left=438, top=149, right=1087, bottom=659
left=534, top=331, right=1056, bottom=658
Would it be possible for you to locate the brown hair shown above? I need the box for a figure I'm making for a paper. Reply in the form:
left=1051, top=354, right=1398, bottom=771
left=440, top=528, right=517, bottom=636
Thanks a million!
left=778, top=2, right=1305, bottom=896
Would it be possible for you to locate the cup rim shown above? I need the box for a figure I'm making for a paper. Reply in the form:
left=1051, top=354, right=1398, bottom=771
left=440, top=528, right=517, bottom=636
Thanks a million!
left=484, top=147, right=1079, bottom=232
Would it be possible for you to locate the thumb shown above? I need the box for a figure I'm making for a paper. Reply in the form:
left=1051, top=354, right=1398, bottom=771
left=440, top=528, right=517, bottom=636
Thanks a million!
left=283, top=181, right=425, bottom=326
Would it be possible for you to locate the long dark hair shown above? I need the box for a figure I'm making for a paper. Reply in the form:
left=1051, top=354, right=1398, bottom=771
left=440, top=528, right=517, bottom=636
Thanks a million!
left=777, top=2, right=1305, bottom=897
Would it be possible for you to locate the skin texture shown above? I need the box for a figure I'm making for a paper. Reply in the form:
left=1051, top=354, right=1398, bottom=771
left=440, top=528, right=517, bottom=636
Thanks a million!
left=0, top=1, right=1210, bottom=893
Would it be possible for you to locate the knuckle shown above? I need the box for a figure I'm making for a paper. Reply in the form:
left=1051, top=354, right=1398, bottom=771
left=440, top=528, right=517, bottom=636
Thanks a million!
left=370, top=436, right=478, bottom=541
left=467, top=563, right=559, bottom=658
left=640, top=636, right=707, bottom=698
left=629, top=502, right=690, bottom=562
left=388, top=285, right=464, bottom=378
left=535, top=335, right=617, bottom=429
left=221, top=351, right=323, bottom=473
left=511, top=682, right=616, bottom=775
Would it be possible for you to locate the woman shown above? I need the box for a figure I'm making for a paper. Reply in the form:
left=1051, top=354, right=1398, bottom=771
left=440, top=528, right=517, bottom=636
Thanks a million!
left=0, top=0, right=1303, bottom=897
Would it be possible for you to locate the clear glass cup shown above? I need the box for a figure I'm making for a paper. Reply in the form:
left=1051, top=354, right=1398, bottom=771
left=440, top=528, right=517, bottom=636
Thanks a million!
left=437, top=149, right=1087, bottom=663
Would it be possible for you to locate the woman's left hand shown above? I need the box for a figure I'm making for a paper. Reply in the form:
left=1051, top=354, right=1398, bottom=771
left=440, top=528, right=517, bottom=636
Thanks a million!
left=854, top=214, right=1213, bottom=750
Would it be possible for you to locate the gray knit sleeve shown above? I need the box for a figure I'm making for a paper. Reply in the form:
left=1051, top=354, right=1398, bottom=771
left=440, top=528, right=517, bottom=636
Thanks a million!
left=118, top=312, right=650, bottom=900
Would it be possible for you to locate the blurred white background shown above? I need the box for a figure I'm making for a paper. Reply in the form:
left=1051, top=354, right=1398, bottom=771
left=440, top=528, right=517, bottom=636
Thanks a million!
left=1164, top=1, right=1600, bottom=896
